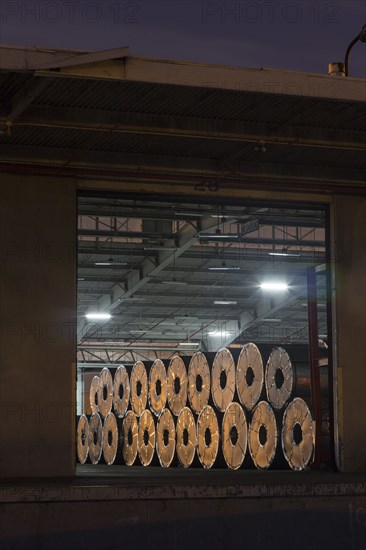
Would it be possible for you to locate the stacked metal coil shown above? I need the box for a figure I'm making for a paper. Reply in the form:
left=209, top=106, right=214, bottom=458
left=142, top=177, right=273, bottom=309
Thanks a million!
left=77, top=342, right=321, bottom=470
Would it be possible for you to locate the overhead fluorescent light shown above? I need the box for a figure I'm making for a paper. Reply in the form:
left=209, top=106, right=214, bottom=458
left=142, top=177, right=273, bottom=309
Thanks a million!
left=77, top=278, right=85, bottom=281
left=85, top=312, right=112, bottom=320
left=208, top=330, right=234, bottom=337
left=268, top=252, right=301, bottom=257
left=175, top=212, right=204, bottom=217
left=161, top=280, right=188, bottom=286
left=261, top=318, right=282, bottom=323
left=208, top=266, right=240, bottom=271
left=260, top=282, right=288, bottom=291
left=94, top=262, right=127, bottom=266
left=179, top=342, right=200, bottom=346
left=144, top=246, right=178, bottom=251
left=214, top=300, right=237, bottom=305
left=199, top=234, right=239, bottom=240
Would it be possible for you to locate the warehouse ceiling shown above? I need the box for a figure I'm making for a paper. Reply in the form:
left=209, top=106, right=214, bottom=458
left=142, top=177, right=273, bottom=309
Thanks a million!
left=77, top=194, right=327, bottom=364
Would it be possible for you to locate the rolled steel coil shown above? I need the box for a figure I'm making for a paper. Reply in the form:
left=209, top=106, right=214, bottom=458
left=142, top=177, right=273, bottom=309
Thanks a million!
left=89, top=375, right=100, bottom=414
left=148, top=359, right=167, bottom=416
left=176, top=407, right=196, bottom=468
left=197, top=405, right=219, bottom=469
left=130, top=361, right=148, bottom=417
left=248, top=401, right=278, bottom=469
left=102, top=412, right=119, bottom=465
left=265, top=347, right=294, bottom=410
left=122, top=410, right=138, bottom=466
left=88, top=412, right=103, bottom=465
left=236, top=343, right=264, bottom=411
left=222, top=402, right=247, bottom=470
left=113, top=365, right=130, bottom=418
left=188, top=352, right=211, bottom=414
left=138, top=409, right=156, bottom=466
left=156, top=408, right=176, bottom=467
left=282, top=397, right=315, bottom=471
left=211, top=348, right=235, bottom=413
left=98, top=367, right=113, bottom=418
left=167, top=356, right=188, bottom=416
left=76, top=414, right=89, bottom=464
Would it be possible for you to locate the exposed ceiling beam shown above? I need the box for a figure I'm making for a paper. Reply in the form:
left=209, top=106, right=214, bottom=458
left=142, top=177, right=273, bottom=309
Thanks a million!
left=9, top=105, right=366, bottom=151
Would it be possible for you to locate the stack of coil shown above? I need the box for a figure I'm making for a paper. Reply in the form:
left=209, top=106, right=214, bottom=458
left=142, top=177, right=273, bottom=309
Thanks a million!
left=77, top=343, right=322, bottom=471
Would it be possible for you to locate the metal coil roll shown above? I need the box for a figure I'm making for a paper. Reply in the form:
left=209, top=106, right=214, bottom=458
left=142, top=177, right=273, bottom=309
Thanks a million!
left=188, top=352, right=211, bottom=414
left=265, top=347, right=294, bottom=410
left=113, top=365, right=130, bottom=418
left=248, top=401, right=278, bottom=469
left=197, top=405, right=219, bottom=469
left=222, top=402, right=247, bottom=470
left=122, top=410, right=138, bottom=466
left=98, top=367, right=113, bottom=418
left=282, top=397, right=315, bottom=471
left=156, top=408, right=176, bottom=467
left=88, top=412, right=103, bottom=465
left=236, top=343, right=264, bottom=411
left=176, top=407, right=196, bottom=468
left=148, top=359, right=167, bottom=416
left=211, top=348, right=236, bottom=413
left=138, top=409, right=156, bottom=466
left=167, top=356, right=188, bottom=416
left=102, top=412, right=119, bottom=465
left=130, top=361, right=148, bottom=417
left=89, top=375, right=100, bottom=414
left=76, top=414, right=89, bottom=464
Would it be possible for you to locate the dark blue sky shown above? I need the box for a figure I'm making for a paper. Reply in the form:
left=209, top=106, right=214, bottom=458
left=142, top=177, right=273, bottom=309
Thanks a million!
left=1, top=1, right=365, bottom=76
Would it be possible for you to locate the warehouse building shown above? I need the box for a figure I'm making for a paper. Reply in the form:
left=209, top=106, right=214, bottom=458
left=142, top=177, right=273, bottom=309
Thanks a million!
left=0, top=45, right=365, bottom=549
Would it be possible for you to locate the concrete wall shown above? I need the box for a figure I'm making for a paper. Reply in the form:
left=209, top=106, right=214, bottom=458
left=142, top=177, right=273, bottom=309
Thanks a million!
left=333, top=195, right=366, bottom=473
left=0, top=173, right=76, bottom=477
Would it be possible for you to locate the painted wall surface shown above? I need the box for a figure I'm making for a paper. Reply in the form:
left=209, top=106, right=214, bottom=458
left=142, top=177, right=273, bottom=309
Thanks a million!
left=333, top=195, right=366, bottom=473
left=0, top=173, right=76, bottom=477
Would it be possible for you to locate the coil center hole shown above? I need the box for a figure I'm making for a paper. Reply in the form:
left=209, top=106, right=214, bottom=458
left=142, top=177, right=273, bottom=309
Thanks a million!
left=81, top=429, right=86, bottom=446
left=246, top=367, right=254, bottom=386
left=156, top=379, right=162, bottom=396
left=196, top=374, right=203, bottom=392
left=103, top=385, right=108, bottom=401
left=163, top=429, right=169, bottom=446
left=219, top=370, right=227, bottom=389
left=94, top=392, right=98, bottom=406
left=127, top=428, right=133, bottom=446
left=143, top=429, right=149, bottom=446
left=118, top=383, right=124, bottom=400
left=183, top=428, right=189, bottom=446
left=204, top=428, right=212, bottom=447
left=230, top=425, right=238, bottom=445
left=174, top=377, right=181, bottom=394
left=293, top=422, right=303, bottom=445
left=107, top=430, right=113, bottom=446
left=93, top=429, right=98, bottom=445
left=275, top=368, right=284, bottom=389
left=259, top=425, right=267, bottom=446
left=136, top=380, right=142, bottom=397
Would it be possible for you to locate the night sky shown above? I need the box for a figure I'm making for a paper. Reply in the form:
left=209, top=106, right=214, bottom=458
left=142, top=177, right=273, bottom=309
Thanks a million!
left=1, top=1, right=365, bottom=77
